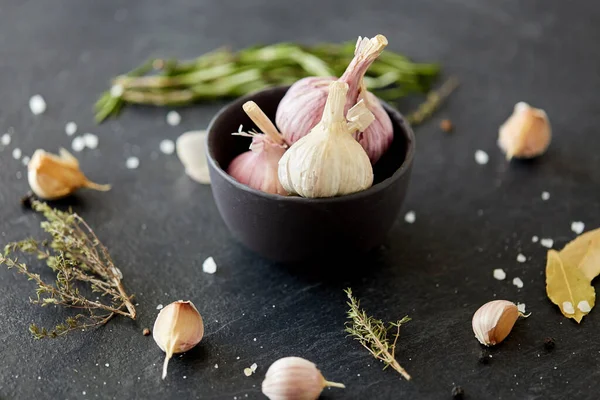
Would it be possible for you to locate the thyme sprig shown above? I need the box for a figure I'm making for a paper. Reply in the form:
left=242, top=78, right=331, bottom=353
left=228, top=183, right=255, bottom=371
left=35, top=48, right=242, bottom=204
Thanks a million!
left=344, top=288, right=411, bottom=380
left=0, top=201, right=136, bottom=339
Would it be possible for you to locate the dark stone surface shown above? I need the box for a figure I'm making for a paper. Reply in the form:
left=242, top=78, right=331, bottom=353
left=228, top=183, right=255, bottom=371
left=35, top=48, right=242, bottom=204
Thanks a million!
left=0, top=1, right=599, bottom=399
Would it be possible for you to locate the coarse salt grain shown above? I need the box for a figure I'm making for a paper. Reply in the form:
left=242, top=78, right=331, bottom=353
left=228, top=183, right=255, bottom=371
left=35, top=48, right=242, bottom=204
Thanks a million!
left=105, top=363, right=110, bottom=367
left=562, top=301, right=575, bottom=315
left=72, top=137, right=86, bottom=152
left=250, top=363, right=257, bottom=372
left=126, top=157, right=140, bottom=169
left=156, top=304, right=163, bottom=310
left=214, top=364, right=219, bottom=369
left=159, top=139, right=175, bottom=155
left=12, top=148, right=22, bottom=160
left=571, top=221, right=585, bottom=235
left=578, top=301, right=591, bottom=313
left=517, top=303, right=526, bottom=313
left=29, top=95, right=47, bottom=115
left=110, top=84, right=124, bottom=98
left=203, top=256, right=217, bottom=274
left=512, top=277, right=524, bottom=288
left=83, top=133, right=99, bottom=149
left=493, top=268, right=506, bottom=280
left=541, top=238, right=554, bottom=248
left=474, top=150, right=489, bottom=165
left=166, top=111, right=181, bottom=126
left=404, top=211, right=416, bottom=224
left=1, top=133, right=11, bottom=146
left=532, top=236, right=539, bottom=243
left=65, top=122, right=77, bottom=136
left=22, top=156, right=30, bottom=166
left=541, top=191, right=550, bottom=201
left=517, top=253, right=526, bottom=263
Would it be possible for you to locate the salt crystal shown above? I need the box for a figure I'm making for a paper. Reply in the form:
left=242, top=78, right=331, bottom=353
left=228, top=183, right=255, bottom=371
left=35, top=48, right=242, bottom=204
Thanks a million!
left=214, top=364, right=219, bottom=369
left=110, top=84, right=124, bottom=98
left=105, top=363, right=110, bottom=367
left=493, top=268, right=506, bottom=280
left=541, top=191, right=550, bottom=201
left=541, top=238, right=554, bottom=248
left=83, top=391, right=86, bottom=395
left=156, top=304, right=163, bottom=310
left=22, top=156, right=30, bottom=166
left=404, top=211, right=416, bottom=224
left=83, top=133, right=99, bottom=149
left=126, top=157, right=140, bottom=169
left=516, top=253, right=526, bottom=263
left=517, top=303, right=526, bottom=313
left=578, top=300, right=591, bottom=313
left=65, top=122, right=77, bottom=136
left=532, top=236, right=539, bottom=243
left=571, top=221, right=585, bottom=235
left=512, top=277, right=524, bottom=288
left=562, top=301, right=575, bottom=315
left=183, top=376, right=187, bottom=379
left=72, top=137, right=86, bottom=152
left=474, top=150, right=489, bottom=165
left=12, top=148, right=22, bottom=159
left=166, top=111, right=181, bottom=126
left=159, top=139, right=175, bottom=155
left=250, top=363, right=257, bottom=372
left=203, top=256, right=217, bottom=274
left=253, top=338, right=257, bottom=342
left=1, top=133, right=11, bottom=146
left=29, top=95, right=47, bottom=115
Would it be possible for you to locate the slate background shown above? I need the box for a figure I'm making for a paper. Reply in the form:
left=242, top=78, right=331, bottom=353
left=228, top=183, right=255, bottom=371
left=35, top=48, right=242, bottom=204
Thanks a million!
left=1, top=1, right=599, bottom=399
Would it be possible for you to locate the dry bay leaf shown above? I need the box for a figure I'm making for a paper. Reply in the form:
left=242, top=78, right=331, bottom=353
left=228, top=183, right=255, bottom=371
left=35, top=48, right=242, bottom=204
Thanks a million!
left=559, top=227, right=600, bottom=281
left=578, top=239, right=600, bottom=282
left=546, top=250, right=595, bottom=323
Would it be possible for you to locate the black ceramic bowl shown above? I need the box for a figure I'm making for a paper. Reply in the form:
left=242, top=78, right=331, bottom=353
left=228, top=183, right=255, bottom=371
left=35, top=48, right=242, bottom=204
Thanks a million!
left=206, top=86, right=415, bottom=263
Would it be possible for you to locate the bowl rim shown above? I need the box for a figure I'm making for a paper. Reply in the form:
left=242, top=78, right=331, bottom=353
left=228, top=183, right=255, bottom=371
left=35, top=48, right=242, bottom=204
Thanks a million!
left=206, top=85, right=416, bottom=204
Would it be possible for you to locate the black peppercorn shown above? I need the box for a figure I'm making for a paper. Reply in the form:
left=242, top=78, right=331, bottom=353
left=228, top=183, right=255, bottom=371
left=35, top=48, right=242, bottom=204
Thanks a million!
left=544, top=337, right=555, bottom=351
left=452, top=385, right=465, bottom=399
left=478, top=349, right=491, bottom=364
left=20, top=192, right=34, bottom=209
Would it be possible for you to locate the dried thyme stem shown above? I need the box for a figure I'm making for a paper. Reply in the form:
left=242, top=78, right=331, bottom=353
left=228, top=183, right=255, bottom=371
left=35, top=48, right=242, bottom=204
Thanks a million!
left=406, top=76, right=459, bottom=126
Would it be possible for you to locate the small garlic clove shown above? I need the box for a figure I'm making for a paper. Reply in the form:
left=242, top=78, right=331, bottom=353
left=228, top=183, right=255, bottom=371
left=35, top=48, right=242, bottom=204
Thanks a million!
left=262, top=357, right=345, bottom=400
left=153, top=300, right=204, bottom=379
left=176, top=131, right=210, bottom=184
left=498, top=102, right=551, bottom=160
left=472, top=300, right=524, bottom=346
left=27, top=148, right=110, bottom=200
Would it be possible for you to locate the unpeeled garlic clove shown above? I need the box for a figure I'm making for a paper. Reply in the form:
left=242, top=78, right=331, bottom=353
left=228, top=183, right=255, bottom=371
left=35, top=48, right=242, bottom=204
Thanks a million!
left=176, top=130, right=210, bottom=184
left=153, top=300, right=204, bottom=379
left=472, top=300, right=524, bottom=346
left=498, top=102, right=551, bottom=160
left=27, top=148, right=110, bottom=200
left=262, top=357, right=345, bottom=400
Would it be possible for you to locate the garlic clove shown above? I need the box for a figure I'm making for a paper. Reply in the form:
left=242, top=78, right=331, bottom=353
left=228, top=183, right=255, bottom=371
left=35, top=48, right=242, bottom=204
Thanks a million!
left=153, top=300, right=204, bottom=379
left=498, top=102, right=551, bottom=160
left=472, top=300, right=525, bottom=346
left=176, top=130, right=211, bottom=184
left=262, top=357, right=345, bottom=400
left=28, top=148, right=110, bottom=200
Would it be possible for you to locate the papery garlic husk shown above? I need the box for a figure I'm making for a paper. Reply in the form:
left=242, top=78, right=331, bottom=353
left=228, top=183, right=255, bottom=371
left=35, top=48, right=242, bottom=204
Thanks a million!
left=153, top=300, right=204, bottom=379
left=176, top=130, right=210, bottom=184
left=262, top=357, right=345, bottom=400
left=278, top=81, right=374, bottom=198
left=27, top=148, right=111, bottom=200
left=227, top=101, right=288, bottom=195
left=472, top=300, right=525, bottom=346
left=275, top=34, right=393, bottom=164
left=498, top=102, right=551, bottom=160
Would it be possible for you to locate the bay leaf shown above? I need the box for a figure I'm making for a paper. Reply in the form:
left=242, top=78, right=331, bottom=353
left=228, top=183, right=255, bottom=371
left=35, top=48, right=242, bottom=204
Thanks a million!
left=578, top=238, right=600, bottom=282
left=559, top=228, right=600, bottom=281
left=545, top=249, right=595, bottom=323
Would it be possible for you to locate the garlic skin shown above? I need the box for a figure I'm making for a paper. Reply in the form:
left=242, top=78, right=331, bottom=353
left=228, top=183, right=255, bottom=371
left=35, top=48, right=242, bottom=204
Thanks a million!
left=262, top=357, right=345, bottom=400
left=278, top=81, right=374, bottom=198
left=498, top=102, right=551, bottom=159
left=472, top=300, right=521, bottom=346
left=176, top=130, right=210, bottom=184
left=28, top=148, right=110, bottom=200
left=153, top=300, right=204, bottom=379
left=276, top=35, right=393, bottom=164
left=227, top=101, right=288, bottom=195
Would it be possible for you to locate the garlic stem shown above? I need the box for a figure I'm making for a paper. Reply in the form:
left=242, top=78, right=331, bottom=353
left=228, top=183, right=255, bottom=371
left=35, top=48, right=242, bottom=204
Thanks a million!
left=242, top=101, right=286, bottom=146
left=321, top=81, right=348, bottom=126
left=340, top=35, right=388, bottom=100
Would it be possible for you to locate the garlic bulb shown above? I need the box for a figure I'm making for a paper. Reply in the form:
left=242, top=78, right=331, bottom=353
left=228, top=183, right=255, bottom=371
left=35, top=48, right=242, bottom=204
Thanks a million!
left=276, top=34, right=393, bottom=164
left=278, top=81, right=374, bottom=198
left=28, top=148, right=110, bottom=200
left=227, top=101, right=288, bottom=195
left=472, top=300, right=525, bottom=346
left=153, top=300, right=204, bottom=379
left=176, top=130, right=210, bottom=184
left=262, top=357, right=345, bottom=400
left=498, top=102, right=551, bottom=159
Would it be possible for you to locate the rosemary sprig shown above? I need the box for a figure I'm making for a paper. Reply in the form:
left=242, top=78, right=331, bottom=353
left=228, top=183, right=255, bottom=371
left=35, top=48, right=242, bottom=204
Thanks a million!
left=95, top=41, right=441, bottom=123
left=406, top=76, right=459, bottom=126
left=0, top=201, right=136, bottom=339
left=344, top=288, right=411, bottom=380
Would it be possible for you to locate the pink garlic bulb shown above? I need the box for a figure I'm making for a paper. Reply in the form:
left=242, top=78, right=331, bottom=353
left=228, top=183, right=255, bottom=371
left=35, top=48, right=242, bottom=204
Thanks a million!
left=227, top=101, right=288, bottom=195
left=275, top=35, right=393, bottom=164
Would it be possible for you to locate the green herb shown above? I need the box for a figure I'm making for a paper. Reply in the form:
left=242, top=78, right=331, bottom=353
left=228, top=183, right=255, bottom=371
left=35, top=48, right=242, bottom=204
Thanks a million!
left=0, top=201, right=136, bottom=339
left=95, top=42, right=441, bottom=123
left=406, top=76, right=459, bottom=126
left=344, top=288, right=411, bottom=380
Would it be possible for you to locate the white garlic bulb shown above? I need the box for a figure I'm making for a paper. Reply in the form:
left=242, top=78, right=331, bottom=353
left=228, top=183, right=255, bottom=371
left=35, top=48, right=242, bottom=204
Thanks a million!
left=472, top=300, right=523, bottom=346
left=28, top=148, right=110, bottom=200
left=262, top=357, right=345, bottom=400
left=276, top=35, right=393, bottom=164
left=278, top=81, right=374, bottom=198
left=153, top=300, right=204, bottom=379
left=227, top=101, right=288, bottom=195
left=498, top=102, right=551, bottom=159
